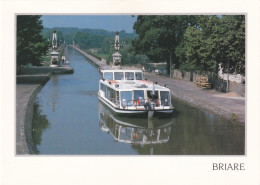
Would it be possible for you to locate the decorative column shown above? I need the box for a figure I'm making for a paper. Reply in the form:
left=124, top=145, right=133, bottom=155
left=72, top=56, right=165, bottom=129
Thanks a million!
left=52, top=30, right=57, bottom=50
left=50, top=30, right=59, bottom=67
left=112, top=32, right=122, bottom=66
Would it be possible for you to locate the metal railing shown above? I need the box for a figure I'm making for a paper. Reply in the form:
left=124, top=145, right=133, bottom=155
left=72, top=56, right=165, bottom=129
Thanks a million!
left=120, top=99, right=170, bottom=110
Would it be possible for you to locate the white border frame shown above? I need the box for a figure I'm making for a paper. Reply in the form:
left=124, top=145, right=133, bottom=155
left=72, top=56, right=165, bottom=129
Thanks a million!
left=1, top=0, right=259, bottom=185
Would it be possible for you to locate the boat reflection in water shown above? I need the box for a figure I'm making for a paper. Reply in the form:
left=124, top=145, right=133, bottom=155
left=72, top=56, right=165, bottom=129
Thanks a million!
left=98, top=102, right=174, bottom=145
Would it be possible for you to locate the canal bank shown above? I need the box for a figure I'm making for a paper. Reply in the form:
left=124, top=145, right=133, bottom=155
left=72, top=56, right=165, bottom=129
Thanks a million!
left=16, top=66, right=73, bottom=154
left=72, top=45, right=245, bottom=125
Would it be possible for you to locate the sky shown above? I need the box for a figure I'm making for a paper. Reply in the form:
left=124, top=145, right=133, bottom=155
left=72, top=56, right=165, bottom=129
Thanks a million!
left=41, top=15, right=137, bottom=33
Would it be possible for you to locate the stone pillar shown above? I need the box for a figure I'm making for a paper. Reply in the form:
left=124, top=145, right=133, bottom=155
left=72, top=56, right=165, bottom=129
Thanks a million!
left=114, top=32, right=120, bottom=51
left=112, top=52, right=122, bottom=66
left=52, top=30, right=57, bottom=50
left=50, top=30, right=59, bottom=67
left=112, top=32, right=122, bottom=66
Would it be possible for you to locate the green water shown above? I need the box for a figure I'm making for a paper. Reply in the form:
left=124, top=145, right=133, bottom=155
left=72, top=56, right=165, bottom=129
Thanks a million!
left=32, top=47, right=245, bottom=155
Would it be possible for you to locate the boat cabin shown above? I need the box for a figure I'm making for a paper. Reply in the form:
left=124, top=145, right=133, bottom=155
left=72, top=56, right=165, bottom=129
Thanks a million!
left=99, top=70, right=171, bottom=110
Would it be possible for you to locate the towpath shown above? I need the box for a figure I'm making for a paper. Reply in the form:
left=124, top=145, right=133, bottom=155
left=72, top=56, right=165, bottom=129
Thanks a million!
left=144, top=73, right=245, bottom=124
left=16, top=83, right=44, bottom=154
left=71, top=45, right=245, bottom=124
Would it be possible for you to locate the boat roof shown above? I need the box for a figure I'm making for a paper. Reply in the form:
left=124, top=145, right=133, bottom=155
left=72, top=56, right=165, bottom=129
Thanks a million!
left=100, top=79, right=170, bottom=91
left=100, top=69, right=143, bottom=73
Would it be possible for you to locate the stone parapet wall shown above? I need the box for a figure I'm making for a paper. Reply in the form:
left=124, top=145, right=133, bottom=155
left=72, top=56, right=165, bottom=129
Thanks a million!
left=20, top=66, right=74, bottom=75
left=172, top=69, right=191, bottom=82
left=171, top=69, right=245, bottom=96
left=219, top=73, right=244, bottom=83
left=16, top=84, right=43, bottom=154
left=229, top=81, right=245, bottom=97
left=17, top=74, right=52, bottom=84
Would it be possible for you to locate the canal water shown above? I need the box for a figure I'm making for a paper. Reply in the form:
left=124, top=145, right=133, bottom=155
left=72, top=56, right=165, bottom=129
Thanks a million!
left=32, top=47, right=245, bottom=155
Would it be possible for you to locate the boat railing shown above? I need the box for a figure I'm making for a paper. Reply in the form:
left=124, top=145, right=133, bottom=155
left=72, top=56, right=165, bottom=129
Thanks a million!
left=121, top=99, right=170, bottom=110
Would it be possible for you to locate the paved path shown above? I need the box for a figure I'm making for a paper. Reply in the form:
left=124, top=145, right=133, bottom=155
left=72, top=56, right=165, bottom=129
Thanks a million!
left=71, top=45, right=245, bottom=124
left=16, top=84, right=43, bottom=154
left=63, top=46, right=69, bottom=60
left=144, top=73, right=245, bottom=124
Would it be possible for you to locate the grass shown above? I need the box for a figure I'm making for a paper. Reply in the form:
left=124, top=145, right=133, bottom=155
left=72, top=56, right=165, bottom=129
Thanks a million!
left=231, top=113, right=239, bottom=122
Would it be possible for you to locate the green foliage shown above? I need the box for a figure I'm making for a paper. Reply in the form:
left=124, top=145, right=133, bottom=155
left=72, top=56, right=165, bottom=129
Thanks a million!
left=99, top=37, right=112, bottom=54
left=41, top=27, right=140, bottom=66
left=17, top=15, right=48, bottom=70
left=132, top=15, right=197, bottom=74
left=232, top=113, right=239, bottom=122
left=39, top=15, right=245, bottom=75
left=181, top=16, right=219, bottom=72
left=73, top=31, right=105, bottom=49
left=84, top=49, right=102, bottom=61
left=32, top=103, right=50, bottom=153
left=216, top=15, right=245, bottom=75
left=42, top=27, right=137, bottom=45
left=120, top=44, right=150, bottom=65
left=178, top=15, right=245, bottom=75
left=132, top=15, right=245, bottom=75
left=41, top=53, right=51, bottom=63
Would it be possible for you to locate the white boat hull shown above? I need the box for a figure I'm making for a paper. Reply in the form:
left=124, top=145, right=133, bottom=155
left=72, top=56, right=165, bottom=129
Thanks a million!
left=98, top=95, right=174, bottom=116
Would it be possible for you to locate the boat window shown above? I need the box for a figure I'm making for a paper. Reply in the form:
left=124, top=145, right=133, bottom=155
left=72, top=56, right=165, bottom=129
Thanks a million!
left=132, top=128, right=143, bottom=142
left=116, top=91, right=120, bottom=106
left=158, top=127, right=171, bottom=140
left=147, top=90, right=159, bottom=99
left=106, top=86, right=116, bottom=104
left=104, top=72, right=113, bottom=80
left=100, top=83, right=106, bottom=93
left=135, top=72, right=143, bottom=80
left=114, top=72, right=124, bottom=80
left=120, top=91, right=133, bottom=107
left=119, top=126, right=132, bottom=141
left=125, top=72, right=134, bottom=80
left=133, top=90, right=145, bottom=106
left=160, top=91, right=170, bottom=106
left=147, top=90, right=160, bottom=106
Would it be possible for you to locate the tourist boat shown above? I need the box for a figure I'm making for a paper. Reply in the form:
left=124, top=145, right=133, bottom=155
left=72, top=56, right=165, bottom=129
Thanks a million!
left=98, top=69, right=174, bottom=118
left=98, top=102, right=173, bottom=145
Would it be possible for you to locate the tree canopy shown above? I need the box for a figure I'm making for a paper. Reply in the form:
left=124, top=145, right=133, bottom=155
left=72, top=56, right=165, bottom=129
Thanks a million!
left=178, top=15, right=245, bottom=75
left=132, top=15, right=197, bottom=74
left=72, top=31, right=106, bottom=49
left=131, top=15, right=245, bottom=75
left=17, top=15, right=48, bottom=70
left=216, top=15, right=245, bottom=75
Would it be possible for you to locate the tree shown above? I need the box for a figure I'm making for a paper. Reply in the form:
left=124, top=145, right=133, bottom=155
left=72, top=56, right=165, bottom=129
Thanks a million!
left=17, top=15, right=48, bottom=73
left=216, top=15, right=245, bottom=75
left=178, top=16, right=220, bottom=73
left=132, top=15, right=197, bottom=75
left=120, top=43, right=150, bottom=65
left=72, top=31, right=106, bottom=49
left=132, top=15, right=245, bottom=77
left=177, top=15, right=245, bottom=76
